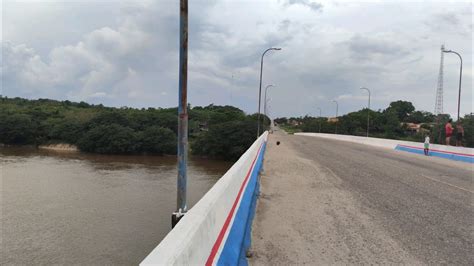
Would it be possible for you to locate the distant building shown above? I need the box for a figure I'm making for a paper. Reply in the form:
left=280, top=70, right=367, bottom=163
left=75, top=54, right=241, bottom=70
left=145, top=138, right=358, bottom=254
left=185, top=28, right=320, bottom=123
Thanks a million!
left=403, top=122, right=430, bottom=135
left=288, top=119, right=302, bottom=126
left=404, top=123, right=421, bottom=134
left=327, top=117, right=339, bottom=123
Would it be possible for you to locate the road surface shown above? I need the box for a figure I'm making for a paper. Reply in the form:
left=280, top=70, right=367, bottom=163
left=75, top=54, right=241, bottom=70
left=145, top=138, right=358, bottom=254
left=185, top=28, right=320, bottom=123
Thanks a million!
left=250, top=130, right=473, bottom=265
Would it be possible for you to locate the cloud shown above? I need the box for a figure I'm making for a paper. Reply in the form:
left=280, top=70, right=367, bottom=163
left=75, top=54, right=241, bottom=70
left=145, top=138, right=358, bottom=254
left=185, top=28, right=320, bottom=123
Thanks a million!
left=1, top=0, right=472, bottom=118
left=343, top=34, right=410, bottom=61
left=287, top=0, right=323, bottom=12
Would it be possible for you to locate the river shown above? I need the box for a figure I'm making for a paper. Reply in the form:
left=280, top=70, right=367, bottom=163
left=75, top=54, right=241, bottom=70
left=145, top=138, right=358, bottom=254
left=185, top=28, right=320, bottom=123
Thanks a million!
left=0, top=147, right=232, bottom=265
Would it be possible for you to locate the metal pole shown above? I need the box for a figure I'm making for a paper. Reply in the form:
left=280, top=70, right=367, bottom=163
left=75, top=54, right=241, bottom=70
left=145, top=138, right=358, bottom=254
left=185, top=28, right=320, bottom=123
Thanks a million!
left=443, top=49, right=463, bottom=120
left=257, top=48, right=281, bottom=138
left=172, top=0, right=188, bottom=228
left=264, top=84, right=273, bottom=123
left=360, top=87, right=371, bottom=137
left=332, top=100, right=338, bottom=134
left=317, top=107, right=322, bottom=133
left=265, top=98, right=271, bottom=117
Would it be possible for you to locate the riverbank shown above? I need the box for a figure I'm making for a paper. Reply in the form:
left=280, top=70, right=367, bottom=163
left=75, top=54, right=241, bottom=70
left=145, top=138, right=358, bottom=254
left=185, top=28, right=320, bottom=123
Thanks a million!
left=38, top=143, right=79, bottom=152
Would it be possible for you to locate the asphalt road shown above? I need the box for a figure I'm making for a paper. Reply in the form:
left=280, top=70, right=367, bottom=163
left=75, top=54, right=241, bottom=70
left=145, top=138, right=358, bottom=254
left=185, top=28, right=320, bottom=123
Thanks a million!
left=250, top=130, right=473, bottom=265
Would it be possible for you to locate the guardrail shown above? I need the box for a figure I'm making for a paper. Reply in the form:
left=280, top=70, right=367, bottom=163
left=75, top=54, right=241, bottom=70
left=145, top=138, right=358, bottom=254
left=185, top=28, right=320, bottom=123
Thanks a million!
left=141, top=132, right=268, bottom=265
left=295, top=133, right=473, bottom=163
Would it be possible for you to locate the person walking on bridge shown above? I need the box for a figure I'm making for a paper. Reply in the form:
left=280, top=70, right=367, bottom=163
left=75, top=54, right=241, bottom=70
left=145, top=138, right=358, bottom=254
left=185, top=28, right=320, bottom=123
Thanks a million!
left=445, top=119, right=453, bottom=146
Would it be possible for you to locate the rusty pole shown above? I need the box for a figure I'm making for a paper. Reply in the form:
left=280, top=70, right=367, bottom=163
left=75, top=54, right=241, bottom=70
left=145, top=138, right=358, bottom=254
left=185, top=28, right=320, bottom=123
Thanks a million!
left=172, top=0, right=188, bottom=228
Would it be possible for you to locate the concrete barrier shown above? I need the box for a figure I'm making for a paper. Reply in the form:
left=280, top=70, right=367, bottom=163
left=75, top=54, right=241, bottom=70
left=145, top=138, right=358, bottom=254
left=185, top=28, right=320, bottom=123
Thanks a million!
left=141, top=132, right=268, bottom=265
left=295, top=133, right=474, bottom=163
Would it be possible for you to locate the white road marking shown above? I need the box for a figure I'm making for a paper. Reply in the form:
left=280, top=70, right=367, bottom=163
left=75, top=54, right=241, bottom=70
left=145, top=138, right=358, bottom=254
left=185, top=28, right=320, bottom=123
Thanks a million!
left=421, top=174, right=473, bottom=194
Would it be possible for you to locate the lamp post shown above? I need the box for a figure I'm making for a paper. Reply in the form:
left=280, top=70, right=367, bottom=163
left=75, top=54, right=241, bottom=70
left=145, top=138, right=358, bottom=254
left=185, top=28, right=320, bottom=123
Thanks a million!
left=173, top=0, right=188, bottom=228
left=360, top=87, right=371, bottom=137
left=317, top=107, right=322, bottom=133
left=443, top=48, right=463, bottom=121
left=332, top=100, right=338, bottom=134
left=264, top=97, right=271, bottom=117
left=265, top=98, right=271, bottom=117
left=264, top=84, right=274, bottom=122
left=257, top=47, right=281, bottom=138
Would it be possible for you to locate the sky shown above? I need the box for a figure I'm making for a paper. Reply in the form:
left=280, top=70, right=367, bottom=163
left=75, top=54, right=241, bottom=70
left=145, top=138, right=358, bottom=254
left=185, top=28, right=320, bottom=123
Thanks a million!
left=1, top=0, right=472, bottom=118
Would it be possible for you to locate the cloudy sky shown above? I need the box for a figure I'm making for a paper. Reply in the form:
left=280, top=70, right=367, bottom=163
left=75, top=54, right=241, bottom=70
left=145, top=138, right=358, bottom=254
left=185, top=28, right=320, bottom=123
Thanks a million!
left=1, top=0, right=472, bottom=118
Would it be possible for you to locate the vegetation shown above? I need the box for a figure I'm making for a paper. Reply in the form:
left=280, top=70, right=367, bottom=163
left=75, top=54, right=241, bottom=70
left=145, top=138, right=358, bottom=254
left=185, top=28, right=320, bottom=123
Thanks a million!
left=0, top=97, right=270, bottom=160
left=275, top=100, right=473, bottom=148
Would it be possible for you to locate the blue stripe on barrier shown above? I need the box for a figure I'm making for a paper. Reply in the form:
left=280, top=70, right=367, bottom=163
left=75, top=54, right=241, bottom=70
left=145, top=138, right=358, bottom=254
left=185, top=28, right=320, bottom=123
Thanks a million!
left=217, top=141, right=267, bottom=266
left=395, top=145, right=474, bottom=164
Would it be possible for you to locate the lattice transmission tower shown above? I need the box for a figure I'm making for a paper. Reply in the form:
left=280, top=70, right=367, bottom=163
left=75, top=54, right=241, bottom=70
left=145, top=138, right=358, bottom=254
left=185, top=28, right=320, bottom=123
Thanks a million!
left=434, top=45, right=444, bottom=115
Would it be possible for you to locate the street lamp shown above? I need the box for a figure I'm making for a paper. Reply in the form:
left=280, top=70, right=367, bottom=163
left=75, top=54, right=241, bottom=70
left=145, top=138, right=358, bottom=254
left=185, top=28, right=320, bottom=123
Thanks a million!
left=360, top=87, right=371, bottom=137
left=257, top=47, right=281, bottom=138
left=443, top=48, right=463, bottom=121
left=264, top=84, right=274, bottom=121
left=332, top=100, right=338, bottom=134
left=264, top=97, right=272, bottom=117
left=317, top=107, right=322, bottom=133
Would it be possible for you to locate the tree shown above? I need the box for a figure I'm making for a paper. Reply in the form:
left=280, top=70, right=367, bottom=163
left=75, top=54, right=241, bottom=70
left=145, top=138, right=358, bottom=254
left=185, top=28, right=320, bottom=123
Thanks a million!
left=458, top=114, right=473, bottom=147
left=386, top=100, right=415, bottom=121
left=405, top=111, right=435, bottom=123
left=192, top=119, right=257, bottom=161
left=78, top=124, right=138, bottom=153
left=138, top=126, right=176, bottom=155
left=0, top=113, right=35, bottom=144
left=382, top=110, right=402, bottom=138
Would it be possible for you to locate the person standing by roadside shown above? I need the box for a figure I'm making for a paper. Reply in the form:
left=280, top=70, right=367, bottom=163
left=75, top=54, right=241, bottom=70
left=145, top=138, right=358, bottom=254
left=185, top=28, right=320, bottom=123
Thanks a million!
left=445, top=119, right=453, bottom=145
left=424, top=133, right=430, bottom=156
left=456, top=122, right=464, bottom=147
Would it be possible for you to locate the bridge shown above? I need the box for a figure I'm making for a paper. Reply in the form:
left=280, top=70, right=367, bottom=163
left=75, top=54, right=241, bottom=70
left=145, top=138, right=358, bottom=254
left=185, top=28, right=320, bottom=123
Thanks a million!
left=141, top=128, right=473, bottom=265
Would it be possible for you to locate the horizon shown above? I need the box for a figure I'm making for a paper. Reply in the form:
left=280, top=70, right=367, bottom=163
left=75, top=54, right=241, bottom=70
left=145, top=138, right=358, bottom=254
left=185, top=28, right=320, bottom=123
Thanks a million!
left=4, top=95, right=472, bottom=120
left=1, top=0, right=472, bottom=118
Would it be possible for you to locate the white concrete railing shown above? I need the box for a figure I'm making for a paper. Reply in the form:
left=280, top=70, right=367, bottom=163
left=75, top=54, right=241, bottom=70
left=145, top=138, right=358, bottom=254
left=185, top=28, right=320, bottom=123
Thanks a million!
left=295, top=133, right=473, bottom=163
left=141, top=132, right=268, bottom=265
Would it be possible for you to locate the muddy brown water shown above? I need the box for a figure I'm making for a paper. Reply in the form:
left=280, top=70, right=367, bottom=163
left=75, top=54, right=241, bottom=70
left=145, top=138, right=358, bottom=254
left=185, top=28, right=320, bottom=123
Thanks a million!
left=0, top=147, right=232, bottom=265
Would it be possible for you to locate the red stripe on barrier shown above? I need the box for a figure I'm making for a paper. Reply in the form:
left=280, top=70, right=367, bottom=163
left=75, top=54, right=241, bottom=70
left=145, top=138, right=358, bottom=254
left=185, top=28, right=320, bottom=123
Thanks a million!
left=397, top=144, right=473, bottom=157
left=205, top=143, right=263, bottom=266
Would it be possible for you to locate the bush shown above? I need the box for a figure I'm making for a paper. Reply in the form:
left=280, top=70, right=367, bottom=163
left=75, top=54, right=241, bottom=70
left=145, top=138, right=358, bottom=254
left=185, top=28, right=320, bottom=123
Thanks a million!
left=138, top=126, right=176, bottom=155
left=0, top=113, right=35, bottom=144
left=78, top=124, right=138, bottom=153
left=192, top=119, right=257, bottom=161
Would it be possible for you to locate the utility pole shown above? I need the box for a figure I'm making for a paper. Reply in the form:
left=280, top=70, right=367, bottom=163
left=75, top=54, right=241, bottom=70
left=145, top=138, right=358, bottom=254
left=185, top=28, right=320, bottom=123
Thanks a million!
left=172, top=0, right=188, bottom=228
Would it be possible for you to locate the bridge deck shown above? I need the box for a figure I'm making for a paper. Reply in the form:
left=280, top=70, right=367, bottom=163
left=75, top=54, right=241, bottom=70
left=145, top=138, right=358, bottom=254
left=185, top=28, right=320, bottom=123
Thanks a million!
left=250, top=129, right=472, bottom=265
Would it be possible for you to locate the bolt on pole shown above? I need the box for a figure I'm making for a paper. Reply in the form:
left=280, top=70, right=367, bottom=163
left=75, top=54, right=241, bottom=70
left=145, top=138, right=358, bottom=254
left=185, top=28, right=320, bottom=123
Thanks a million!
left=172, top=0, right=188, bottom=228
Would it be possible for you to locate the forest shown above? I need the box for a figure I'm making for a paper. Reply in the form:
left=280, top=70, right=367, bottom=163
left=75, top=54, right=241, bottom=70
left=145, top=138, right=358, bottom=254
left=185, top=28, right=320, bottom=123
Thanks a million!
left=275, top=100, right=473, bottom=148
left=0, top=97, right=270, bottom=160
